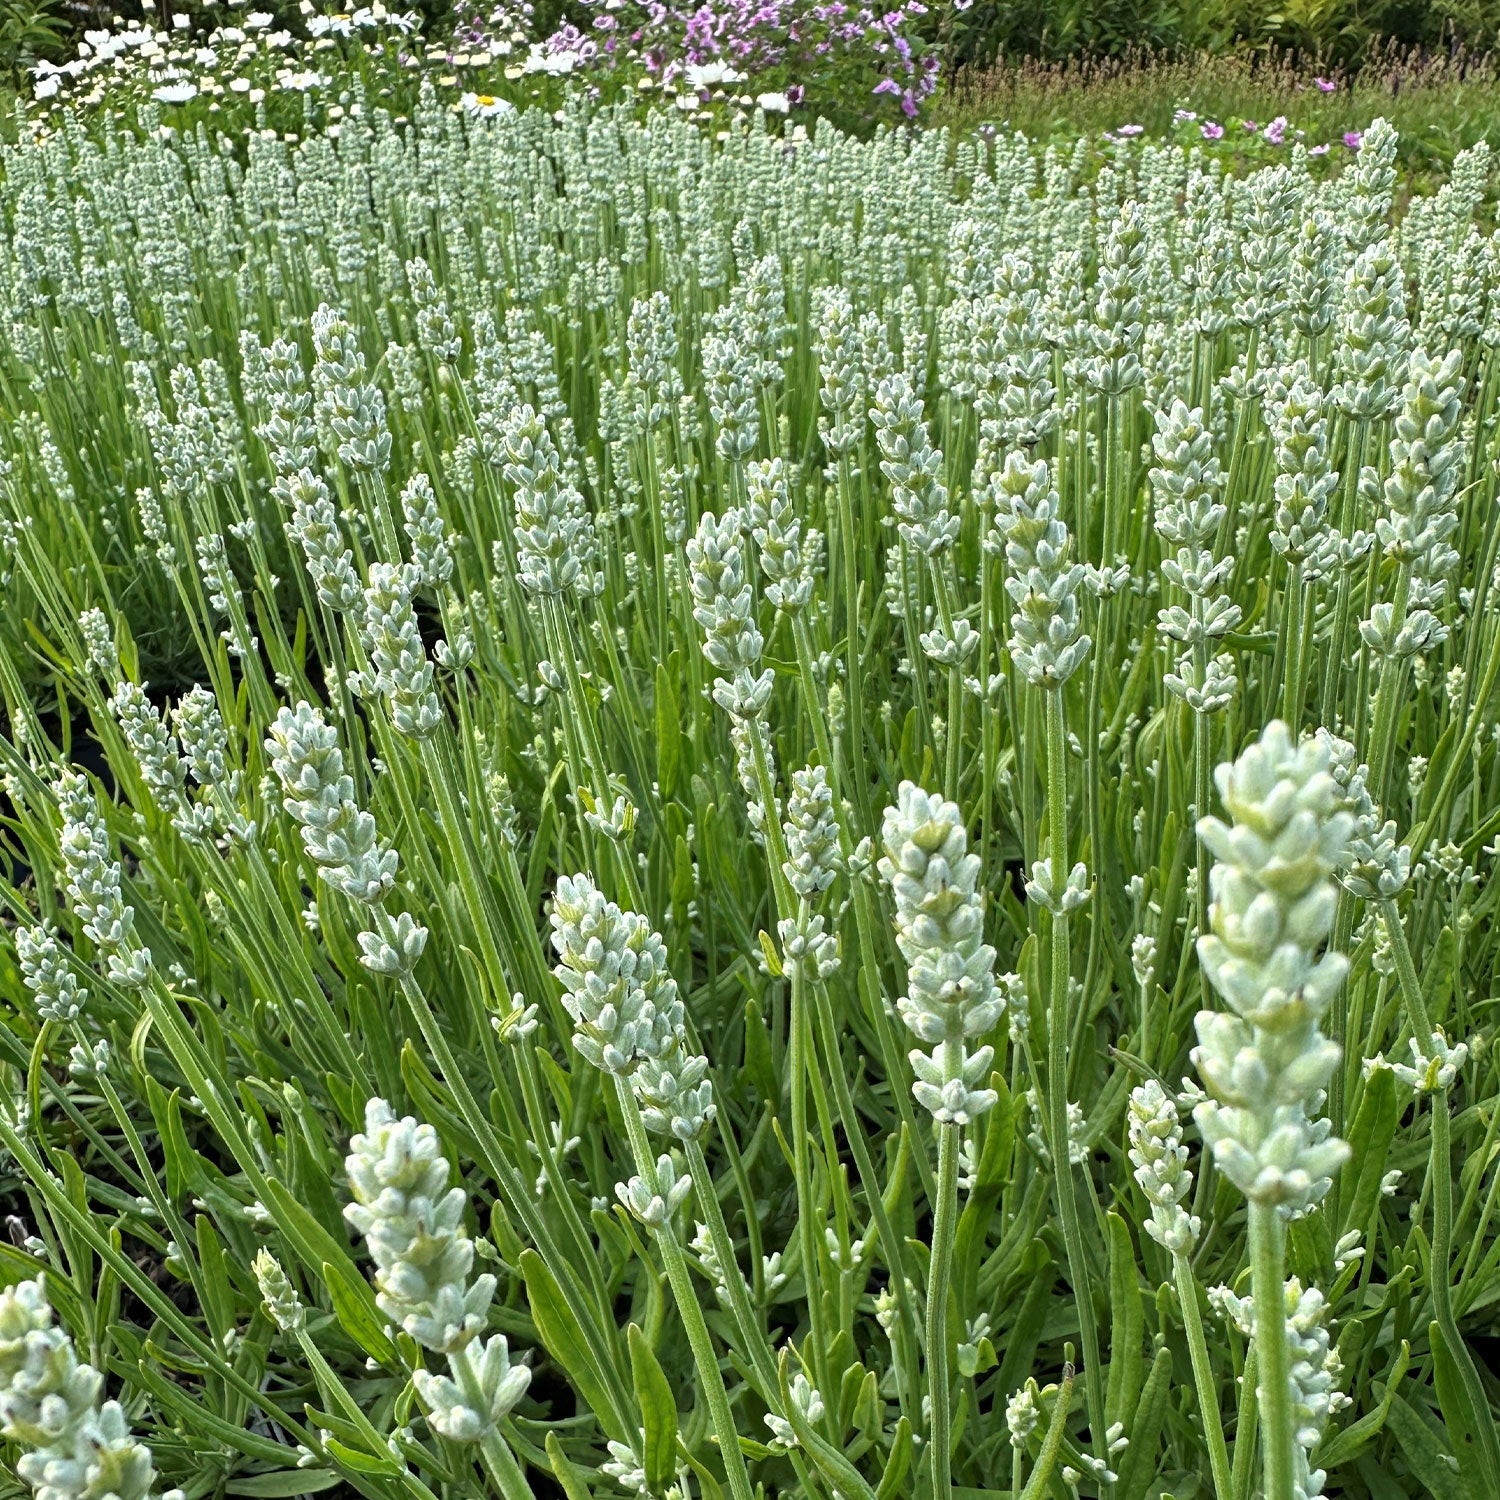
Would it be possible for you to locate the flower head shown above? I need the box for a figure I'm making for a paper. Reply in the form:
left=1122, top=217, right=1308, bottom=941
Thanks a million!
left=1192, top=722, right=1353, bottom=1211
left=879, top=784, right=1003, bottom=1125
left=344, top=1099, right=495, bottom=1353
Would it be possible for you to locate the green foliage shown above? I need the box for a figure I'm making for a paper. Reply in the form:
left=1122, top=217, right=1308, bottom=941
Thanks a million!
left=0, top=0, right=63, bottom=81
left=944, top=0, right=1500, bottom=69
left=940, top=43, right=1500, bottom=186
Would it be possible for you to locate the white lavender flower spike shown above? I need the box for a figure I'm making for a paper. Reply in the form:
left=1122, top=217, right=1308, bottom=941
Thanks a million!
left=879, top=783, right=1002, bottom=1126
left=1192, top=721, right=1352, bottom=1211
left=343, top=1099, right=496, bottom=1354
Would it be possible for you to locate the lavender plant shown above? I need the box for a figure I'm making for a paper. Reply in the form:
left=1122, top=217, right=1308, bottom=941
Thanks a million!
left=1, top=94, right=1499, bottom=1500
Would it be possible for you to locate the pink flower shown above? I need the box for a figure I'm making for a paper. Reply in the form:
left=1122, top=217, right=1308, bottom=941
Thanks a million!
left=1263, top=115, right=1287, bottom=144
left=873, top=77, right=899, bottom=95
left=1116, top=122, right=1143, bottom=136
left=1315, top=76, right=1336, bottom=93
left=1173, top=108, right=1197, bottom=123
left=1201, top=120, right=1224, bottom=139
left=1242, top=118, right=1258, bottom=132
left=1309, top=143, right=1330, bottom=155
left=1344, top=130, right=1363, bottom=151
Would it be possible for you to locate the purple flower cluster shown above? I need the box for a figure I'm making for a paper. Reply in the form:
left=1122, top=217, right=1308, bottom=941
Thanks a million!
left=547, top=0, right=939, bottom=118
left=448, top=1, right=536, bottom=56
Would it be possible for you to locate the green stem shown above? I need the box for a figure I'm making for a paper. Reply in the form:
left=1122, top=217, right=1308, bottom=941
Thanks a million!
left=837, top=449, right=873, bottom=835
left=807, top=977, right=922, bottom=1423
left=614, top=1081, right=756, bottom=1500
left=1247, top=1200, right=1294, bottom=1500
left=1017, top=1363, right=1076, bottom=1500
left=479, top=1432, right=538, bottom=1500
left=1279, top=563, right=1305, bottom=726
left=1365, top=562, right=1412, bottom=812
left=789, top=948, right=831, bottom=1403
left=682, top=1138, right=832, bottom=1500
left=1043, top=687, right=1105, bottom=1468
left=928, top=1122, right=960, bottom=1500
left=1174, top=1253, right=1233, bottom=1500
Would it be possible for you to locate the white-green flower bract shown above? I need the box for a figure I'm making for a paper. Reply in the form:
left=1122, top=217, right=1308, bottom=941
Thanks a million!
left=688, top=507, right=773, bottom=720
left=550, top=873, right=683, bottom=1076
left=343, top=1098, right=496, bottom=1354
left=1360, top=345, right=1466, bottom=659
left=814, top=285, right=864, bottom=456
left=0, top=1275, right=180, bottom=1500
left=1082, top=201, right=1145, bottom=394
left=311, top=302, right=391, bottom=474
left=1343, top=116, right=1398, bottom=255
left=407, top=257, right=462, bottom=365
left=990, top=453, right=1091, bottom=688
left=1289, top=212, right=1338, bottom=340
left=779, top=764, right=842, bottom=979
left=871, top=372, right=956, bottom=558
left=1368, top=1028, right=1469, bottom=1093
left=259, top=336, right=320, bottom=477
left=253, top=1250, right=306, bottom=1335
left=616, top=1154, right=694, bottom=1228
left=109, top=679, right=192, bottom=823
left=15, top=924, right=88, bottom=1024
left=746, top=457, right=819, bottom=615
left=625, top=290, right=682, bottom=427
left=266, top=703, right=400, bottom=907
left=782, top=765, right=841, bottom=899
left=280, top=468, right=363, bottom=614
left=1333, top=239, right=1410, bottom=421
left=1150, top=398, right=1240, bottom=713
left=54, top=769, right=152, bottom=988
left=1264, top=362, right=1342, bottom=582
left=401, top=472, right=455, bottom=589
left=362, top=562, right=442, bottom=738
left=1192, top=722, right=1352, bottom=1211
left=703, top=329, right=760, bottom=461
left=602, top=1436, right=650, bottom=1496
left=1234, top=165, right=1298, bottom=330
left=1126, top=1081, right=1200, bottom=1256
left=878, top=783, right=1003, bottom=1126
left=77, top=607, right=117, bottom=681
left=977, top=252, right=1057, bottom=455
left=171, top=684, right=245, bottom=837
left=413, top=1333, right=531, bottom=1441
left=765, top=1372, right=824, bottom=1450
left=1006, top=1383, right=1040, bottom=1449
left=1317, top=729, right=1410, bottom=899
left=503, top=404, right=598, bottom=596
left=1212, top=1278, right=1349, bottom=1498
left=549, top=875, right=714, bottom=1140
